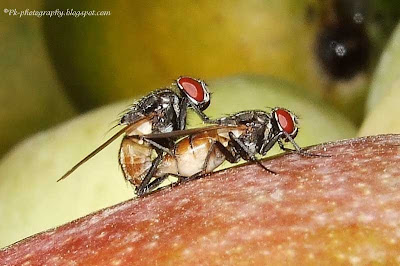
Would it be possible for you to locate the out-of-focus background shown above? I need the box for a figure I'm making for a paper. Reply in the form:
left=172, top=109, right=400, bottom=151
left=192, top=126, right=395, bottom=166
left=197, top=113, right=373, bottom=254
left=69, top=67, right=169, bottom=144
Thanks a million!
left=1, top=0, right=400, bottom=248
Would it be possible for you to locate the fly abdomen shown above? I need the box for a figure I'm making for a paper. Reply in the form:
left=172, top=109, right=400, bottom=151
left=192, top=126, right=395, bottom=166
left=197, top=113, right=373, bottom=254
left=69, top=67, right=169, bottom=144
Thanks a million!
left=119, top=136, right=153, bottom=187
left=156, top=131, right=228, bottom=178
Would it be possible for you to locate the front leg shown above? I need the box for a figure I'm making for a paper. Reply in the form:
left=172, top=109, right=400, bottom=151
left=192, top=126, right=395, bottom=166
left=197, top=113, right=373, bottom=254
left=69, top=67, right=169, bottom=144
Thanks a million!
left=228, top=132, right=276, bottom=174
left=184, top=98, right=212, bottom=124
left=193, top=107, right=212, bottom=123
left=260, top=132, right=282, bottom=155
left=278, top=138, right=296, bottom=152
left=281, top=133, right=330, bottom=158
left=178, top=97, right=189, bottom=130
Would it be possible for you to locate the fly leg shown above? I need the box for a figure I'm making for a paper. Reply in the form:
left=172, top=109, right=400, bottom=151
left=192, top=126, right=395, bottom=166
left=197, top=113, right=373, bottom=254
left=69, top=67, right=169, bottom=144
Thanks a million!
left=228, top=132, right=276, bottom=174
left=178, top=97, right=188, bottom=130
left=183, top=140, right=224, bottom=183
left=135, top=150, right=164, bottom=197
left=139, top=173, right=189, bottom=196
left=181, top=137, right=251, bottom=184
left=126, top=135, right=173, bottom=156
left=142, top=140, right=244, bottom=195
left=194, top=109, right=211, bottom=123
left=260, top=132, right=282, bottom=155
left=279, top=132, right=330, bottom=158
left=180, top=96, right=211, bottom=127
left=171, top=140, right=239, bottom=186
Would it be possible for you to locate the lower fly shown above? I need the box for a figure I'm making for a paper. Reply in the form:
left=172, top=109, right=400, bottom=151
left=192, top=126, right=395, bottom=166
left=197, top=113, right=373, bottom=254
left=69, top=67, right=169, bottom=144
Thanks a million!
left=123, top=107, right=322, bottom=196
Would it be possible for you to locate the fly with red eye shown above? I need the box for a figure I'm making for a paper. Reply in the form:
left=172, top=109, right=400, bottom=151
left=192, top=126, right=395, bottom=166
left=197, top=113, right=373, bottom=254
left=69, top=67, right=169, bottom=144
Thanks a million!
left=120, top=76, right=210, bottom=131
left=125, top=107, right=325, bottom=196
left=58, top=76, right=212, bottom=196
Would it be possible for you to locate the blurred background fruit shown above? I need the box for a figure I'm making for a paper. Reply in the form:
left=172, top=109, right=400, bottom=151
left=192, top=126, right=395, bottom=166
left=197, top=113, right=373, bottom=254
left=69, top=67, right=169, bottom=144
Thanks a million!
left=367, top=0, right=400, bottom=55
left=365, top=22, right=400, bottom=113
left=43, top=0, right=393, bottom=124
left=0, top=75, right=356, bottom=248
left=359, top=21, right=400, bottom=136
left=359, top=77, right=400, bottom=136
left=0, top=0, right=76, bottom=157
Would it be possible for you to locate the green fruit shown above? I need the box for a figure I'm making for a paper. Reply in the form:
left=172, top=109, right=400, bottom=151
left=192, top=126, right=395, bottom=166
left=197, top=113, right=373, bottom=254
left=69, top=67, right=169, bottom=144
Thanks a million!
left=359, top=77, right=400, bottom=135
left=195, top=76, right=356, bottom=146
left=0, top=0, right=76, bottom=157
left=0, top=76, right=356, bottom=247
left=43, top=0, right=374, bottom=125
left=42, top=0, right=312, bottom=108
left=0, top=101, right=134, bottom=248
left=366, top=22, right=400, bottom=113
left=360, top=21, right=400, bottom=136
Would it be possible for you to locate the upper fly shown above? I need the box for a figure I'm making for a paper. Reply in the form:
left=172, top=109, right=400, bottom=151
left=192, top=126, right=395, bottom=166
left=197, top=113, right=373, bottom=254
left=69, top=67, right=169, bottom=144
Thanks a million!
left=58, top=76, right=212, bottom=197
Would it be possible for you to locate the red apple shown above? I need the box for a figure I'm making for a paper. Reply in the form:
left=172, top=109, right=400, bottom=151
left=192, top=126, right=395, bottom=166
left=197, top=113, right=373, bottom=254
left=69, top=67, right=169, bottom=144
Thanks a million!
left=1, top=134, right=400, bottom=265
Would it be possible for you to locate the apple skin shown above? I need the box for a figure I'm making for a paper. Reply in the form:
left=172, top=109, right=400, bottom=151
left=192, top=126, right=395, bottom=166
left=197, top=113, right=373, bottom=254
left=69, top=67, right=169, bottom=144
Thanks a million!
left=0, top=0, right=76, bottom=156
left=1, top=134, right=400, bottom=265
left=0, top=76, right=356, bottom=248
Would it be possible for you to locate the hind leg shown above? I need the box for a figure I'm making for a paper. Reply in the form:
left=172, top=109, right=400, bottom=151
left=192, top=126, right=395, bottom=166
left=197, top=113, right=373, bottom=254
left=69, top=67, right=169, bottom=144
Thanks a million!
left=139, top=173, right=188, bottom=196
left=135, top=150, right=164, bottom=197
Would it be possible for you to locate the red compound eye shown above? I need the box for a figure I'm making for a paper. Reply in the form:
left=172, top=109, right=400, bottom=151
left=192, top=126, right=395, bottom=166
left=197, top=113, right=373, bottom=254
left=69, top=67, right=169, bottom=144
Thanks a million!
left=178, top=77, right=205, bottom=103
left=275, top=108, right=295, bottom=134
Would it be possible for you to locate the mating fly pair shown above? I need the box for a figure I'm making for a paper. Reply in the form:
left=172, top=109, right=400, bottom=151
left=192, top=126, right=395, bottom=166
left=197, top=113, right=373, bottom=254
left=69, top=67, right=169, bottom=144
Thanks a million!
left=60, top=77, right=312, bottom=196
left=127, top=107, right=308, bottom=195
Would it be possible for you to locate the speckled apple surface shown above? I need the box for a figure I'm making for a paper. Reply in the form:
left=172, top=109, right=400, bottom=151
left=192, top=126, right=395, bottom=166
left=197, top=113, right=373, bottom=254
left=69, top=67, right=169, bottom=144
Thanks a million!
left=1, top=134, right=400, bottom=265
left=0, top=76, right=356, bottom=248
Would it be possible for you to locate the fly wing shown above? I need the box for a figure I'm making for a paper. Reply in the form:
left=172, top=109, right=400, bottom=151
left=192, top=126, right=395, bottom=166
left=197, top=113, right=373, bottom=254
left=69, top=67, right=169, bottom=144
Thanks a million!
left=130, top=125, right=243, bottom=140
left=57, top=116, right=153, bottom=182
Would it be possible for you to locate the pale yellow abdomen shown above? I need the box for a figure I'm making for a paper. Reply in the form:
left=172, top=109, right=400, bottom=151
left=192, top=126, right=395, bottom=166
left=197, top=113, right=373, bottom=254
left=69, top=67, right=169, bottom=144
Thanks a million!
left=157, top=131, right=228, bottom=177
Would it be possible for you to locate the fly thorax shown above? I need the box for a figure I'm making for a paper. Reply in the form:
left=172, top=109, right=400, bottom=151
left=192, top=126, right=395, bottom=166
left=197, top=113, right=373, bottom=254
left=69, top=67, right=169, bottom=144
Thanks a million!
left=172, top=96, right=181, bottom=118
left=265, top=121, right=272, bottom=137
left=162, top=124, right=174, bottom=133
left=247, top=141, right=257, bottom=154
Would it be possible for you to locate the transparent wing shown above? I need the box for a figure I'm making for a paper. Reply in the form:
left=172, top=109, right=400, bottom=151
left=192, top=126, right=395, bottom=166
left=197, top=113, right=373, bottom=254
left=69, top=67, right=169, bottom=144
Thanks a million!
left=58, top=116, right=151, bottom=182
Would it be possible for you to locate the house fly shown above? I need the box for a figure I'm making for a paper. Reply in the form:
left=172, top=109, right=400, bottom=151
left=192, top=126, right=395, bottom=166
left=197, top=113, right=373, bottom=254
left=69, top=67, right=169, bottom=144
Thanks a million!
left=58, top=76, right=211, bottom=196
left=123, top=107, right=318, bottom=195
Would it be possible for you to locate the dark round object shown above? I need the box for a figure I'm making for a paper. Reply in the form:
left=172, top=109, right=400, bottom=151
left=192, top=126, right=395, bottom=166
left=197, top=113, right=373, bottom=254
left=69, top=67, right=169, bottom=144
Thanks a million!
left=316, top=23, right=370, bottom=80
